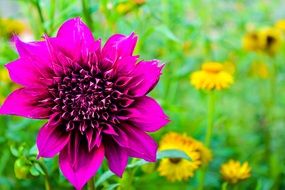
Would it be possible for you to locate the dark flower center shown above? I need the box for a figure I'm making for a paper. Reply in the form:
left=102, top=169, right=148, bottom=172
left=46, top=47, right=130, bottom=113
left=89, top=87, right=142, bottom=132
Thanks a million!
left=266, top=35, right=276, bottom=48
left=46, top=67, right=128, bottom=133
left=250, top=33, right=258, bottom=41
left=169, top=158, right=182, bottom=164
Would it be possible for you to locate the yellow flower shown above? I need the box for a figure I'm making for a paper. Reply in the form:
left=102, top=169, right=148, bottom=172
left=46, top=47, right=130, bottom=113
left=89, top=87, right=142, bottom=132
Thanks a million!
left=275, top=19, right=285, bottom=33
left=0, top=68, right=10, bottom=105
left=0, top=67, right=19, bottom=91
left=157, top=132, right=208, bottom=182
left=249, top=61, right=269, bottom=79
left=258, top=27, right=281, bottom=55
left=242, top=27, right=281, bottom=55
left=220, top=160, right=251, bottom=184
left=0, top=68, right=10, bottom=84
left=223, top=61, right=236, bottom=75
left=116, top=3, right=133, bottom=14
left=0, top=18, right=26, bottom=38
left=193, top=140, right=212, bottom=165
left=242, top=31, right=260, bottom=51
left=116, top=0, right=145, bottom=14
left=190, top=62, right=234, bottom=90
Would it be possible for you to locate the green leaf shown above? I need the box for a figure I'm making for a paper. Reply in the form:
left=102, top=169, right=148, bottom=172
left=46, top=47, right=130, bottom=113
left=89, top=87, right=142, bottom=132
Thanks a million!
left=106, top=183, right=119, bottom=190
left=10, top=145, right=19, bottom=157
left=156, top=25, right=180, bottom=42
left=157, top=149, right=191, bottom=160
left=29, top=144, right=38, bottom=156
left=29, top=166, right=40, bottom=176
left=34, top=163, right=45, bottom=175
left=95, top=170, right=114, bottom=187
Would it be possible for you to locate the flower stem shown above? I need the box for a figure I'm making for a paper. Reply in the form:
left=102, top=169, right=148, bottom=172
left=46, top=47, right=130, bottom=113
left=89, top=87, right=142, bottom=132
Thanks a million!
left=44, top=175, right=51, bottom=190
left=221, top=182, right=228, bottom=190
left=268, top=58, right=279, bottom=186
left=205, top=91, right=216, bottom=147
left=87, top=177, right=95, bottom=190
left=37, top=161, right=51, bottom=190
left=34, top=0, right=47, bottom=34
left=81, top=0, right=94, bottom=30
left=198, top=91, right=216, bottom=190
left=233, top=184, right=239, bottom=190
left=49, top=0, right=56, bottom=34
left=269, top=60, right=277, bottom=108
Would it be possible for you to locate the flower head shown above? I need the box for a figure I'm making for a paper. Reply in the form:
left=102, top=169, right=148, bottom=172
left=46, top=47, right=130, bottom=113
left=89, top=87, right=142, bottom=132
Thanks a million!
left=242, top=31, right=260, bottom=51
left=190, top=62, right=234, bottom=90
left=220, top=160, right=251, bottom=184
left=157, top=132, right=203, bottom=182
left=249, top=61, right=269, bottom=79
left=223, top=61, right=236, bottom=75
left=0, top=18, right=169, bottom=190
left=193, top=139, right=212, bottom=165
left=116, top=0, right=145, bottom=15
left=242, top=28, right=281, bottom=55
left=0, top=67, right=10, bottom=85
left=258, top=28, right=281, bottom=55
left=0, top=18, right=26, bottom=39
left=275, top=19, right=285, bottom=33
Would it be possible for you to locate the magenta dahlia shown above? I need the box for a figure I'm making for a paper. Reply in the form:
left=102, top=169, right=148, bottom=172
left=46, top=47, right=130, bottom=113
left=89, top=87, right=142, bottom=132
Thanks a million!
left=0, top=18, right=169, bottom=189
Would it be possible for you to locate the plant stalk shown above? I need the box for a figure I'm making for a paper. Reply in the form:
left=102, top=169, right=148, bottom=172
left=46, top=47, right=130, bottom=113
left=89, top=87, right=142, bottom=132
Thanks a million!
left=81, top=0, right=94, bottom=30
left=198, top=91, right=216, bottom=190
left=87, top=176, right=95, bottom=190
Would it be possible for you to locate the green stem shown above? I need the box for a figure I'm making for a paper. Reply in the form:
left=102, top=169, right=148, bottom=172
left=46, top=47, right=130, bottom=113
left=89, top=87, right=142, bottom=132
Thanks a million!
left=205, top=91, right=216, bottom=147
left=81, top=0, right=94, bottom=30
left=221, top=182, right=228, bottom=190
left=87, top=177, right=95, bottom=190
left=268, top=58, right=280, bottom=189
left=37, top=161, right=51, bottom=190
left=269, top=60, right=277, bottom=108
left=267, top=61, right=276, bottom=178
left=198, top=167, right=206, bottom=190
left=34, top=0, right=47, bottom=33
left=233, top=184, right=239, bottom=190
left=126, top=158, right=138, bottom=190
left=44, top=175, right=51, bottom=190
left=49, top=0, right=56, bottom=34
left=198, top=91, right=216, bottom=190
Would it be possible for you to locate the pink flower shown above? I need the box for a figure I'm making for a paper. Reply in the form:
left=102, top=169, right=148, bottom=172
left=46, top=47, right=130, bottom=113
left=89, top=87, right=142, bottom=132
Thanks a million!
left=0, top=18, right=169, bottom=189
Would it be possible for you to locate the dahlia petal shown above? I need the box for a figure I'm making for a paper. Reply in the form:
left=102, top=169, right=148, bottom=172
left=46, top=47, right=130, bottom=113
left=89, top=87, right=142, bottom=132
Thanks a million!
left=113, top=124, right=157, bottom=162
left=55, top=17, right=100, bottom=61
left=14, top=36, right=52, bottom=68
left=125, top=96, right=169, bottom=132
left=128, top=60, right=163, bottom=97
left=86, top=128, right=102, bottom=151
left=102, top=124, right=117, bottom=135
left=59, top=141, right=104, bottom=190
left=115, top=55, right=138, bottom=75
left=37, top=117, right=70, bottom=158
left=7, top=37, right=54, bottom=87
left=105, top=140, right=128, bottom=177
left=102, top=33, right=137, bottom=63
left=0, top=88, right=50, bottom=119
left=6, top=58, right=48, bottom=87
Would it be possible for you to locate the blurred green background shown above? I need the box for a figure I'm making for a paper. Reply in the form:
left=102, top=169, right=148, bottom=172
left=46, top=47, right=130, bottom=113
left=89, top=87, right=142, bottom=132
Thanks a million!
left=0, top=0, right=285, bottom=189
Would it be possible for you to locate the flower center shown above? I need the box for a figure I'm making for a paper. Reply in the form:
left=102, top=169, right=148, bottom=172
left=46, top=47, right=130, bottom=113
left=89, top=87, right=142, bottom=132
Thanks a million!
left=202, top=62, right=223, bottom=73
left=266, top=35, right=276, bottom=48
left=47, top=68, right=122, bottom=133
left=169, top=158, right=182, bottom=164
left=249, top=32, right=258, bottom=40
